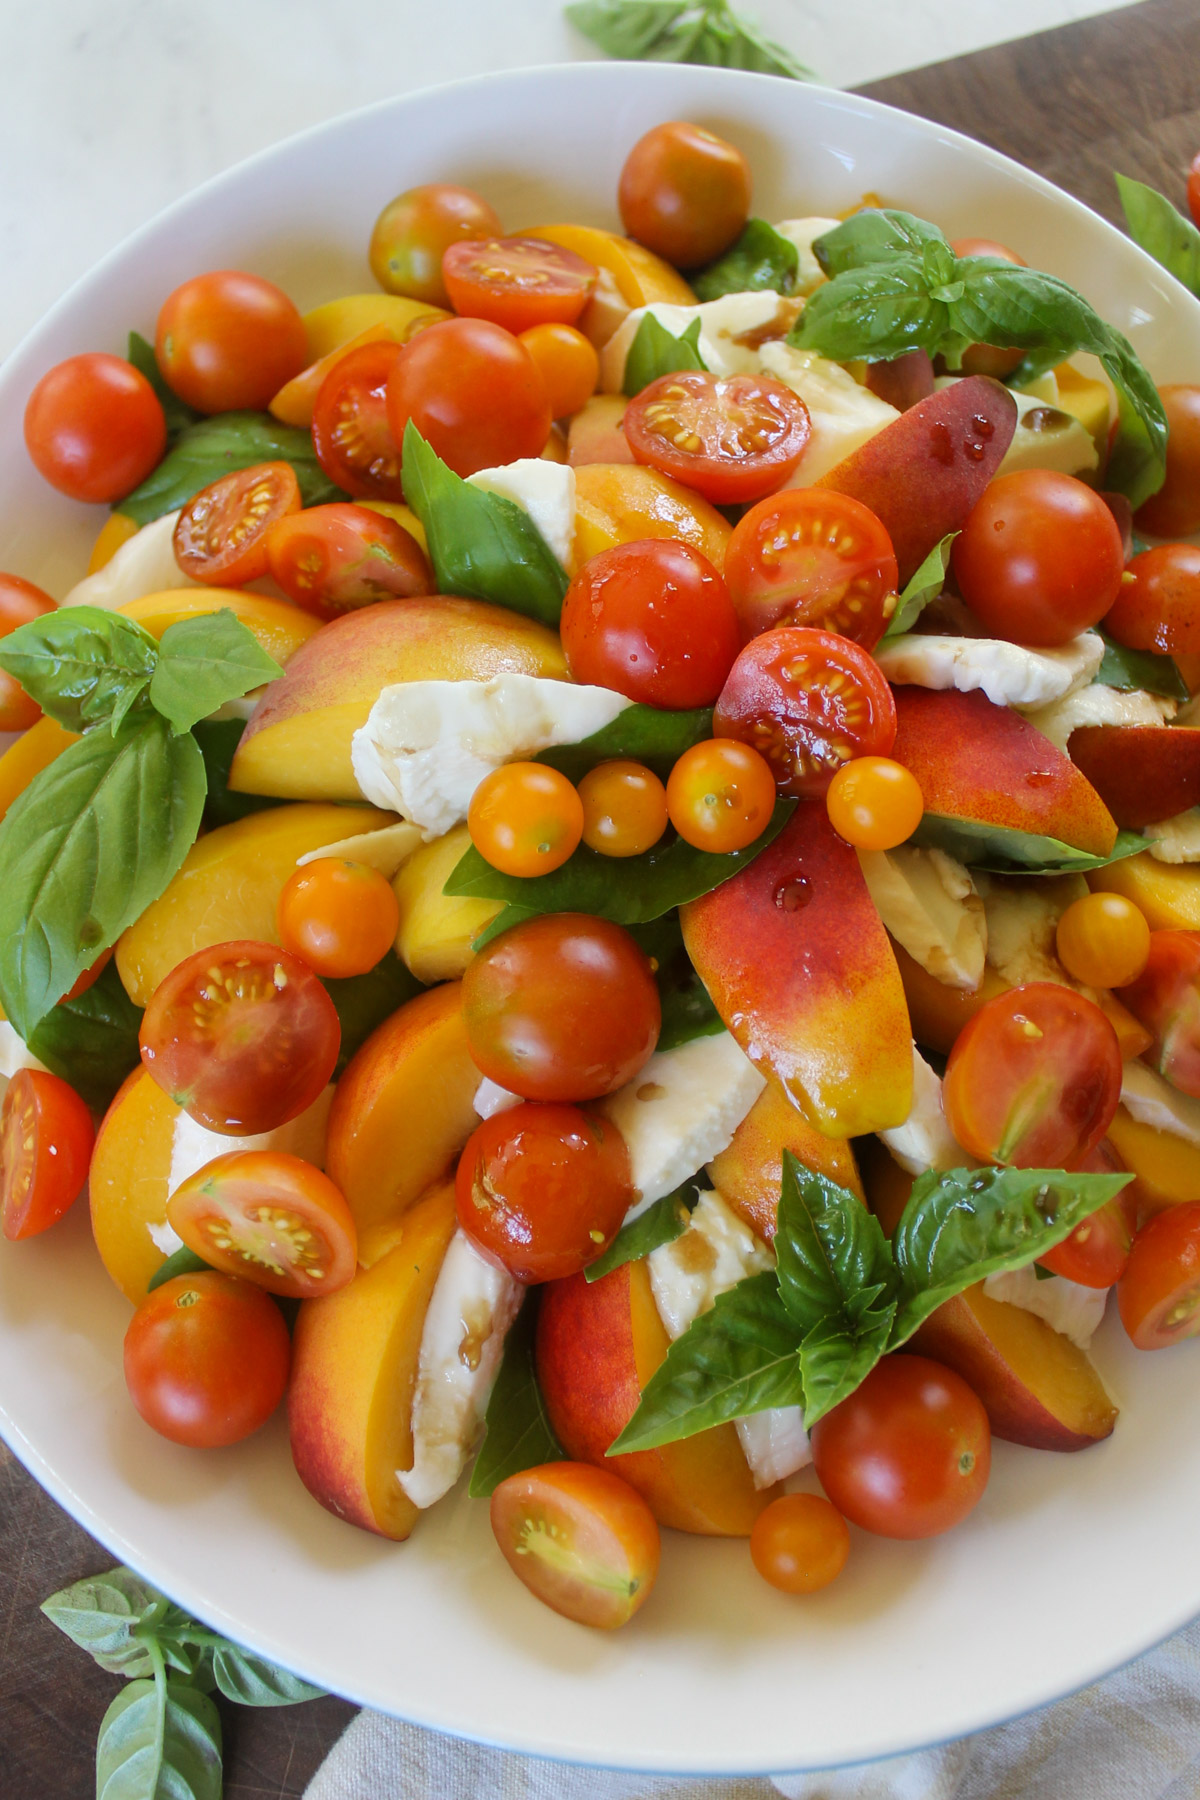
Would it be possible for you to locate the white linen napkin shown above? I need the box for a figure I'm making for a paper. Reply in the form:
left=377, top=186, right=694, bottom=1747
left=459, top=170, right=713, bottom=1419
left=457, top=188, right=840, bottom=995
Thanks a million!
left=306, top=1615, right=1200, bottom=1800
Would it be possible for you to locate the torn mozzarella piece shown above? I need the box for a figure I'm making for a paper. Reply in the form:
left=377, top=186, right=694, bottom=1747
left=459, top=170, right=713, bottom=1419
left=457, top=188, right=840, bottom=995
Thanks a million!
left=1023, top=683, right=1175, bottom=753
left=976, top=872, right=1089, bottom=990
left=772, top=217, right=841, bottom=297
left=473, top=1078, right=522, bottom=1120
left=62, top=512, right=197, bottom=610
left=296, top=820, right=422, bottom=879
left=1120, top=1061, right=1200, bottom=1146
left=1145, top=808, right=1200, bottom=863
left=601, top=1033, right=766, bottom=1222
left=758, top=341, right=899, bottom=485
left=147, top=1220, right=185, bottom=1257
left=878, top=1046, right=964, bottom=1175
left=599, top=291, right=794, bottom=391
left=166, top=1087, right=333, bottom=1197
left=982, top=1266, right=1108, bottom=1348
left=465, top=459, right=576, bottom=571
left=0, top=1020, right=48, bottom=1107
left=735, top=1406, right=812, bottom=1490
left=351, top=675, right=629, bottom=839
left=875, top=630, right=1103, bottom=710
left=858, top=843, right=986, bottom=991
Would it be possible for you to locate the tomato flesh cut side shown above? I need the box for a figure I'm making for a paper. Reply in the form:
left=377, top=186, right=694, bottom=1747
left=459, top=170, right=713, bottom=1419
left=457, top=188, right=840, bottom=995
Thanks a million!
left=1, top=1069, right=95, bottom=1240
left=442, top=236, right=597, bottom=333
left=312, top=341, right=406, bottom=500
left=724, top=489, right=898, bottom=649
left=490, top=1461, right=661, bottom=1628
left=624, top=371, right=811, bottom=504
left=1120, top=930, right=1200, bottom=1099
left=265, top=503, right=432, bottom=618
left=174, top=461, right=301, bottom=586
left=1118, top=1203, right=1200, bottom=1350
left=167, top=1150, right=358, bottom=1298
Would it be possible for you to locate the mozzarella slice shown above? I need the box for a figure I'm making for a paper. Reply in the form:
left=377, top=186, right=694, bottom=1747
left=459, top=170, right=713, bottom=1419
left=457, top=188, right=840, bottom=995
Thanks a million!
left=397, top=1229, right=523, bottom=1510
left=875, top=630, right=1103, bottom=710
left=296, top=820, right=422, bottom=879
left=976, top=872, right=1089, bottom=991
left=599, top=291, right=793, bottom=391
left=1024, top=682, right=1175, bottom=753
left=858, top=843, right=986, bottom=991
left=982, top=1266, right=1108, bottom=1348
left=648, top=1190, right=772, bottom=1340
left=1120, top=1061, right=1200, bottom=1147
left=351, top=675, right=629, bottom=839
left=465, top=459, right=576, bottom=572
left=62, top=512, right=198, bottom=610
left=997, top=389, right=1098, bottom=479
left=0, top=1019, right=48, bottom=1108
left=772, top=217, right=841, bottom=297
left=758, top=341, right=899, bottom=485
left=735, top=1406, right=812, bottom=1490
left=601, top=1033, right=766, bottom=1221
left=878, top=1046, right=964, bottom=1176
left=473, top=1077, right=522, bottom=1120
left=1145, top=808, right=1200, bottom=863
left=167, top=1087, right=333, bottom=1197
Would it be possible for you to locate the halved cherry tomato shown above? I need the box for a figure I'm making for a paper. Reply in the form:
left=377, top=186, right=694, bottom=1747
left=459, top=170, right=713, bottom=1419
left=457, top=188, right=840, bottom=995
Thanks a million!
left=167, top=1150, right=357, bottom=1298
left=1055, top=891, right=1151, bottom=989
left=442, top=237, right=597, bottom=333
left=1120, top=929, right=1200, bottom=1097
left=0, top=574, right=56, bottom=731
left=311, top=341, right=406, bottom=500
left=1104, top=544, right=1200, bottom=656
left=173, top=462, right=301, bottom=586
left=1118, top=1202, right=1200, bottom=1349
left=387, top=317, right=552, bottom=478
left=277, top=857, right=401, bottom=977
left=24, top=353, right=166, bottom=503
left=1038, top=1140, right=1135, bottom=1288
left=518, top=323, right=600, bottom=419
left=948, top=238, right=1027, bottom=379
left=468, top=762, right=584, bottom=877
left=490, top=1461, right=660, bottom=1629
left=714, top=626, right=897, bottom=797
left=666, top=738, right=777, bottom=851
left=156, top=270, right=308, bottom=414
left=825, top=756, right=924, bottom=851
left=123, top=1271, right=291, bottom=1447
left=724, top=489, right=899, bottom=648
left=943, top=982, right=1122, bottom=1168
left=456, top=1102, right=632, bottom=1282
left=265, top=503, right=432, bottom=618
left=462, top=913, right=660, bottom=1102
left=750, top=1493, right=850, bottom=1594
left=618, top=121, right=751, bottom=268
left=560, top=538, right=741, bottom=708
left=624, top=371, right=811, bottom=504
left=1136, top=385, right=1200, bottom=539
left=139, top=940, right=340, bottom=1134
left=578, top=761, right=668, bottom=858
left=1, top=1069, right=94, bottom=1241
left=369, top=183, right=502, bottom=308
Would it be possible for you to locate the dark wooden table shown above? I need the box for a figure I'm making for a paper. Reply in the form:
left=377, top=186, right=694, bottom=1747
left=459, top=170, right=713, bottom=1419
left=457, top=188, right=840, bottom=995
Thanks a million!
left=3, top=1, right=1198, bottom=1793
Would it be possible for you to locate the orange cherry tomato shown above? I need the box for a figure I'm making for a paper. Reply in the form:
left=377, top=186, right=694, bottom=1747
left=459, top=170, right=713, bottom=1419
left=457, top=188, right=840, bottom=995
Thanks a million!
left=750, top=1493, right=850, bottom=1594
left=943, top=982, right=1122, bottom=1168
left=387, top=317, right=552, bottom=479
left=369, top=183, right=502, bottom=307
left=825, top=756, right=924, bottom=851
left=64, top=946, right=114, bottom=1003
left=0, top=574, right=56, bottom=731
left=1120, top=929, right=1200, bottom=1097
left=311, top=340, right=406, bottom=501
left=442, top=237, right=597, bottom=334
left=490, top=1461, right=660, bottom=1629
left=123, top=1271, right=291, bottom=1447
left=173, top=462, right=301, bottom=586
left=518, top=322, right=600, bottom=419
left=24, top=353, right=166, bottom=503
left=1038, top=1139, right=1134, bottom=1289
left=724, top=488, right=898, bottom=649
left=624, top=371, right=811, bottom=505
left=1104, top=544, right=1200, bottom=656
left=139, top=940, right=341, bottom=1134
left=618, top=121, right=751, bottom=268
left=277, top=856, right=401, bottom=977
left=948, top=238, right=1027, bottom=379
left=578, top=760, right=668, bottom=857
left=1136, top=385, right=1200, bottom=539
left=1055, top=891, right=1151, bottom=989
left=1, top=1069, right=94, bottom=1241
left=265, top=502, right=432, bottom=619
left=467, top=762, right=584, bottom=877
left=666, top=737, right=777, bottom=852
left=1118, top=1202, right=1200, bottom=1349
left=167, top=1150, right=357, bottom=1298
left=156, top=270, right=308, bottom=414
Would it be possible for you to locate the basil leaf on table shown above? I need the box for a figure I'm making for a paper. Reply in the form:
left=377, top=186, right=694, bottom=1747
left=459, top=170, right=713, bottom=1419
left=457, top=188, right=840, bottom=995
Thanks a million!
left=147, top=1245, right=214, bottom=1292
left=96, top=1678, right=223, bottom=1800
left=27, top=962, right=143, bottom=1111
left=41, top=1568, right=166, bottom=1678
left=127, top=329, right=201, bottom=440
left=1095, top=629, right=1188, bottom=701
left=149, top=609, right=283, bottom=735
left=913, top=814, right=1147, bottom=877
left=622, top=313, right=706, bottom=397
left=0, top=605, right=158, bottom=734
left=881, top=533, right=957, bottom=639
left=693, top=219, right=799, bottom=301
left=191, top=717, right=276, bottom=827
left=207, top=1645, right=324, bottom=1706
left=565, top=0, right=812, bottom=80
left=117, top=410, right=345, bottom=526
left=400, top=422, right=568, bottom=627
left=469, top=1296, right=565, bottom=1497
left=1115, top=172, right=1200, bottom=298
left=536, top=702, right=713, bottom=782
left=585, top=1181, right=700, bottom=1282
left=324, top=954, right=424, bottom=1077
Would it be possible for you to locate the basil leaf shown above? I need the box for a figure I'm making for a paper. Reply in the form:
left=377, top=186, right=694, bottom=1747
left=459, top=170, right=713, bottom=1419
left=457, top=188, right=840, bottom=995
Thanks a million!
left=447, top=797, right=796, bottom=946
left=585, top=1182, right=698, bottom=1282
left=469, top=1295, right=564, bottom=1497
left=149, top=610, right=283, bottom=736
left=118, top=411, right=345, bottom=526
left=656, top=947, right=723, bottom=1050
left=191, top=717, right=275, bottom=827
left=565, top=0, right=811, bottom=79
left=536, top=702, right=713, bottom=782
left=692, top=219, right=799, bottom=301
left=622, top=314, right=706, bottom=397
left=813, top=208, right=950, bottom=276
left=324, top=954, right=423, bottom=1077
left=881, top=532, right=957, bottom=639
left=1116, top=173, right=1200, bottom=298
left=147, top=1245, right=214, bottom=1292
left=565, top=0, right=691, bottom=59
left=400, top=422, right=568, bottom=627
left=127, top=330, right=200, bottom=440
left=610, top=1270, right=805, bottom=1453
left=913, top=814, right=1146, bottom=876
left=27, top=961, right=143, bottom=1110
left=208, top=1644, right=324, bottom=1706
left=0, top=605, right=158, bottom=735
left=96, top=1678, right=222, bottom=1800
left=41, top=1568, right=165, bottom=1677
left=790, top=257, right=950, bottom=363
left=689, top=6, right=812, bottom=78
left=0, top=716, right=205, bottom=1037
left=1095, top=629, right=1188, bottom=701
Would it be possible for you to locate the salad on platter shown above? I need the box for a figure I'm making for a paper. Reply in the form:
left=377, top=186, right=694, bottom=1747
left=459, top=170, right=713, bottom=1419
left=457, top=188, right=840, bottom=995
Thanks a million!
left=3, top=114, right=1200, bottom=1636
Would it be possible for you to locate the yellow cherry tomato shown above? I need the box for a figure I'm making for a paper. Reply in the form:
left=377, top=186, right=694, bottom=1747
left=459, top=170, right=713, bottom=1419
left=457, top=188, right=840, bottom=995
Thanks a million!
left=1056, top=891, right=1151, bottom=989
left=468, top=762, right=584, bottom=876
left=825, top=755, right=924, bottom=850
left=518, top=322, right=600, bottom=419
left=666, top=738, right=776, bottom=852
left=277, top=857, right=401, bottom=978
left=578, top=760, right=668, bottom=857
left=750, top=1493, right=850, bottom=1595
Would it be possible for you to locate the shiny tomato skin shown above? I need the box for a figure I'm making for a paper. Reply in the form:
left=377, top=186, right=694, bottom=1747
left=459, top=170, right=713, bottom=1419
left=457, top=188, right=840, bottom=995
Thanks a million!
left=810, top=1354, right=991, bottom=1540
left=468, top=761, right=584, bottom=877
left=750, top=1493, right=850, bottom=1594
left=825, top=755, right=924, bottom=851
left=312, top=341, right=406, bottom=501
left=560, top=537, right=741, bottom=708
left=166, top=1149, right=357, bottom=1298
left=1118, top=1202, right=1200, bottom=1349
left=456, top=1102, right=632, bottom=1282
left=518, top=323, right=600, bottom=419
left=724, top=489, right=898, bottom=649
left=1136, top=385, right=1200, bottom=539
left=123, top=1271, right=291, bottom=1447
left=490, top=1461, right=660, bottom=1629
left=953, top=470, right=1125, bottom=646
left=578, top=760, right=668, bottom=858
left=369, top=183, right=502, bottom=308
left=173, top=462, right=301, bottom=586
left=943, top=982, right=1122, bottom=1168
left=156, top=270, right=307, bottom=414
left=624, top=371, right=811, bottom=504
left=1104, top=544, right=1200, bottom=656
left=618, top=121, right=751, bottom=268
left=64, top=947, right=114, bottom=1004
left=387, top=317, right=551, bottom=479
left=1120, top=929, right=1200, bottom=1098
left=666, top=737, right=777, bottom=852
left=462, top=913, right=660, bottom=1102
left=139, top=940, right=340, bottom=1134
left=1038, top=1136, right=1133, bottom=1287
left=442, top=237, right=597, bottom=333
left=1, top=1069, right=95, bottom=1241
left=0, top=573, right=56, bottom=731
left=276, top=857, right=401, bottom=977
left=265, top=502, right=432, bottom=618
left=24, top=353, right=166, bottom=503
left=714, top=625, right=897, bottom=798
left=1055, top=890, right=1151, bottom=990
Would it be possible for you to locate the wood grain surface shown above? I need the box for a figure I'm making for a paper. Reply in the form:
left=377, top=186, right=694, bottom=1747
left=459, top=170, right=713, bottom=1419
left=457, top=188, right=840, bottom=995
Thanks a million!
left=1, top=1, right=1194, bottom=1793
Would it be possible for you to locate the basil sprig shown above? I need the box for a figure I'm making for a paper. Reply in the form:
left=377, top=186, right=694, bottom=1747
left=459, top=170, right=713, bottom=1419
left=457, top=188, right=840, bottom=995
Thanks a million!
left=1116, top=172, right=1200, bottom=299
left=585, top=1180, right=701, bottom=1282
left=881, top=532, right=957, bottom=640
left=469, top=1296, right=565, bottom=1497
left=791, top=208, right=1167, bottom=509
left=0, top=608, right=159, bottom=735
left=913, top=815, right=1146, bottom=877
left=693, top=219, right=799, bottom=302
left=118, top=410, right=345, bottom=526
left=612, top=1154, right=1130, bottom=1450
left=623, top=314, right=706, bottom=396
left=536, top=701, right=713, bottom=781
left=565, top=0, right=812, bottom=80
left=1095, top=629, right=1188, bottom=701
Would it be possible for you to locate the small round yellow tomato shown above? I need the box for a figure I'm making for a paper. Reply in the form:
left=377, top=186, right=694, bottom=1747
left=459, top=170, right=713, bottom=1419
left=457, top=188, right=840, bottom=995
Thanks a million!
left=578, top=760, right=668, bottom=858
left=1057, top=891, right=1151, bottom=989
left=518, top=322, right=600, bottom=419
left=468, top=762, right=584, bottom=876
left=666, top=738, right=776, bottom=852
left=277, top=857, right=400, bottom=978
left=826, top=755, right=924, bottom=850
left=750, top=1493, right=850, bottom=1595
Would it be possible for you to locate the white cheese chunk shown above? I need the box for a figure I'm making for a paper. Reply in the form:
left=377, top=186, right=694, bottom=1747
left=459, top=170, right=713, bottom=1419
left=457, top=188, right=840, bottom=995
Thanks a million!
left=1120, top=1061, right=1200, bottom=1147
left=772, top=217, right=841, bottom=297
left=147, top=1220, right=185, bottom=1257
left=1024, top=683, right=1175, bottom=753
left=204, top=695, right=263, bottom=724
left=473, top=1077, right=523, bottom=1120
left=976, top=872, right=1089, bottom=991
left=601, top=1033, right=766, bottom=1221
left=878, top=1046, right=964, bottom=1175
left=397, top=1229, right=523, bottom=1510
left=0, top=1019, right=48, bottom=1108
left=351, top=675, right=629, bottom=839
left=465, top=459, right=576, bottom=572
left=62, top=512, right=198, bottom=611
left=758, top=341, right=899, bottom=485
left=858, top=844, right=986, bottom=991
left=296, top=820, right=422, bottom=879
left=1145, top=808, right=1200, bottom=863
left=875, top=630, right=1103, bottom=710
left=735, top=1406, right=812, bottom=1490
left=599, top=291, right=793, bottom=391
left=998, top=389, right=1098, bottom=479
left=648, top=1190, right=772, bottom=1341
left=983, top=1266, right=1108, bottom=1347
left=166, top=1086, right=333, bottom=1198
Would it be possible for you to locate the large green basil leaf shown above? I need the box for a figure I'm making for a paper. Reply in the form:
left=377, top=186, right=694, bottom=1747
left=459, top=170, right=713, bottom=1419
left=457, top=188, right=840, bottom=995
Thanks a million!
left=913, top=814, right=1147, bottom=876
left=27, top=962, right=143, bottom=1111
left=191, top=718, right=274, bottom=827
left=584, top=1181, right=700, bottom=1282
left=469, top=1296, right=564, bottom=1497
left=128, top=330, right=201, bottom=440
left=208, top=1644, right=324, bottom=1706
left=622, top=314, right=706, bottom=397
left=400, top=422, right=568, bottom=627
left=1095, top=630, right=1188, bottom=701
left=566, top=0, right=811, bottom=81
left=117, top=411, right=345, bottom=526
left=41, top=1569, right=165, bottom=1678
left=536, top=702, right=713, bottom=782
left=0, top=606, right=158, bottom=735
left=0, top=716, right=205, bottom=1037
left=95, top=1678, right=222, bottom=1800
left=324, top=955, right=423, bottom=1077
left=791, top=256, right=951, bottom=363
left=149, top=610, right=282, bottom=736
left=813, top=209, right=952, bottom=276
left=1116, top=173, right=1200, bottom=298
left=881, top=533, right=957, bottom=640
left=693, top=219, right=799, bottom=301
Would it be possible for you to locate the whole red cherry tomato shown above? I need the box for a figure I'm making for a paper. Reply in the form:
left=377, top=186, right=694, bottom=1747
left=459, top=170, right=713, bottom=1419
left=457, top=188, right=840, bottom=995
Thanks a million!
left=123, top=1271, right=290, bottom=1447
left=0, top=574, right=57, bottom=730
left=387, top=317, right=551, bottom=478
left=1136, top=385, right=1200, bottom=539
left=1104, top=544, right=1200, bottom=656
left=369, top=182, right=502, bottom=307
left=24, top=354, right=166, bottom=503
left=618, top=121, right=751, bottom=268
left=156, top=270, right=308, bottom=414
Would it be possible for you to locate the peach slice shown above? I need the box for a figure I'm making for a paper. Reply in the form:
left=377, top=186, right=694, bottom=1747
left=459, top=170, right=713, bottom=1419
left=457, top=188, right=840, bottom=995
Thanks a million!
left=391, top=824, right=503, bottom=983
left=118, top=587, right=320, bottom=665
left=1088, top=853, right=1200, bottom=930
left=325, top=983, right=481, bottom=1267
left=288, top=1176, right=458, bottom=1539
left=300, top=293, right=451, bottom=361
left=0, top=716, right=77, bottom=823
left=681, top=801, right=913, bottom=1136
left=708, top=1077, right=863, bottom=1243
left=536, top=1260, right=772, bottom=1535
left=863, top=349, right=936, bottom=412
left=90, top=1068, right=181, bottom=1303
left=228, top=596, right=568, bottom=802
left=567, top=395, right=634, bottom=467
left=1067, top=725, right=1200, bottom=829
left=1106, top=1105, right=1200, bottom=1212
left=525, top=224, right=696, bottom=307
left=572, top=464, right=731, bottom=570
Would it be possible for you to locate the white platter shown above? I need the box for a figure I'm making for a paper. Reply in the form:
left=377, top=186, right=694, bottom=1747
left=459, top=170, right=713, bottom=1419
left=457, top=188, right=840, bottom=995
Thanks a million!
left=2, top=61, right=1200, bottom=1778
